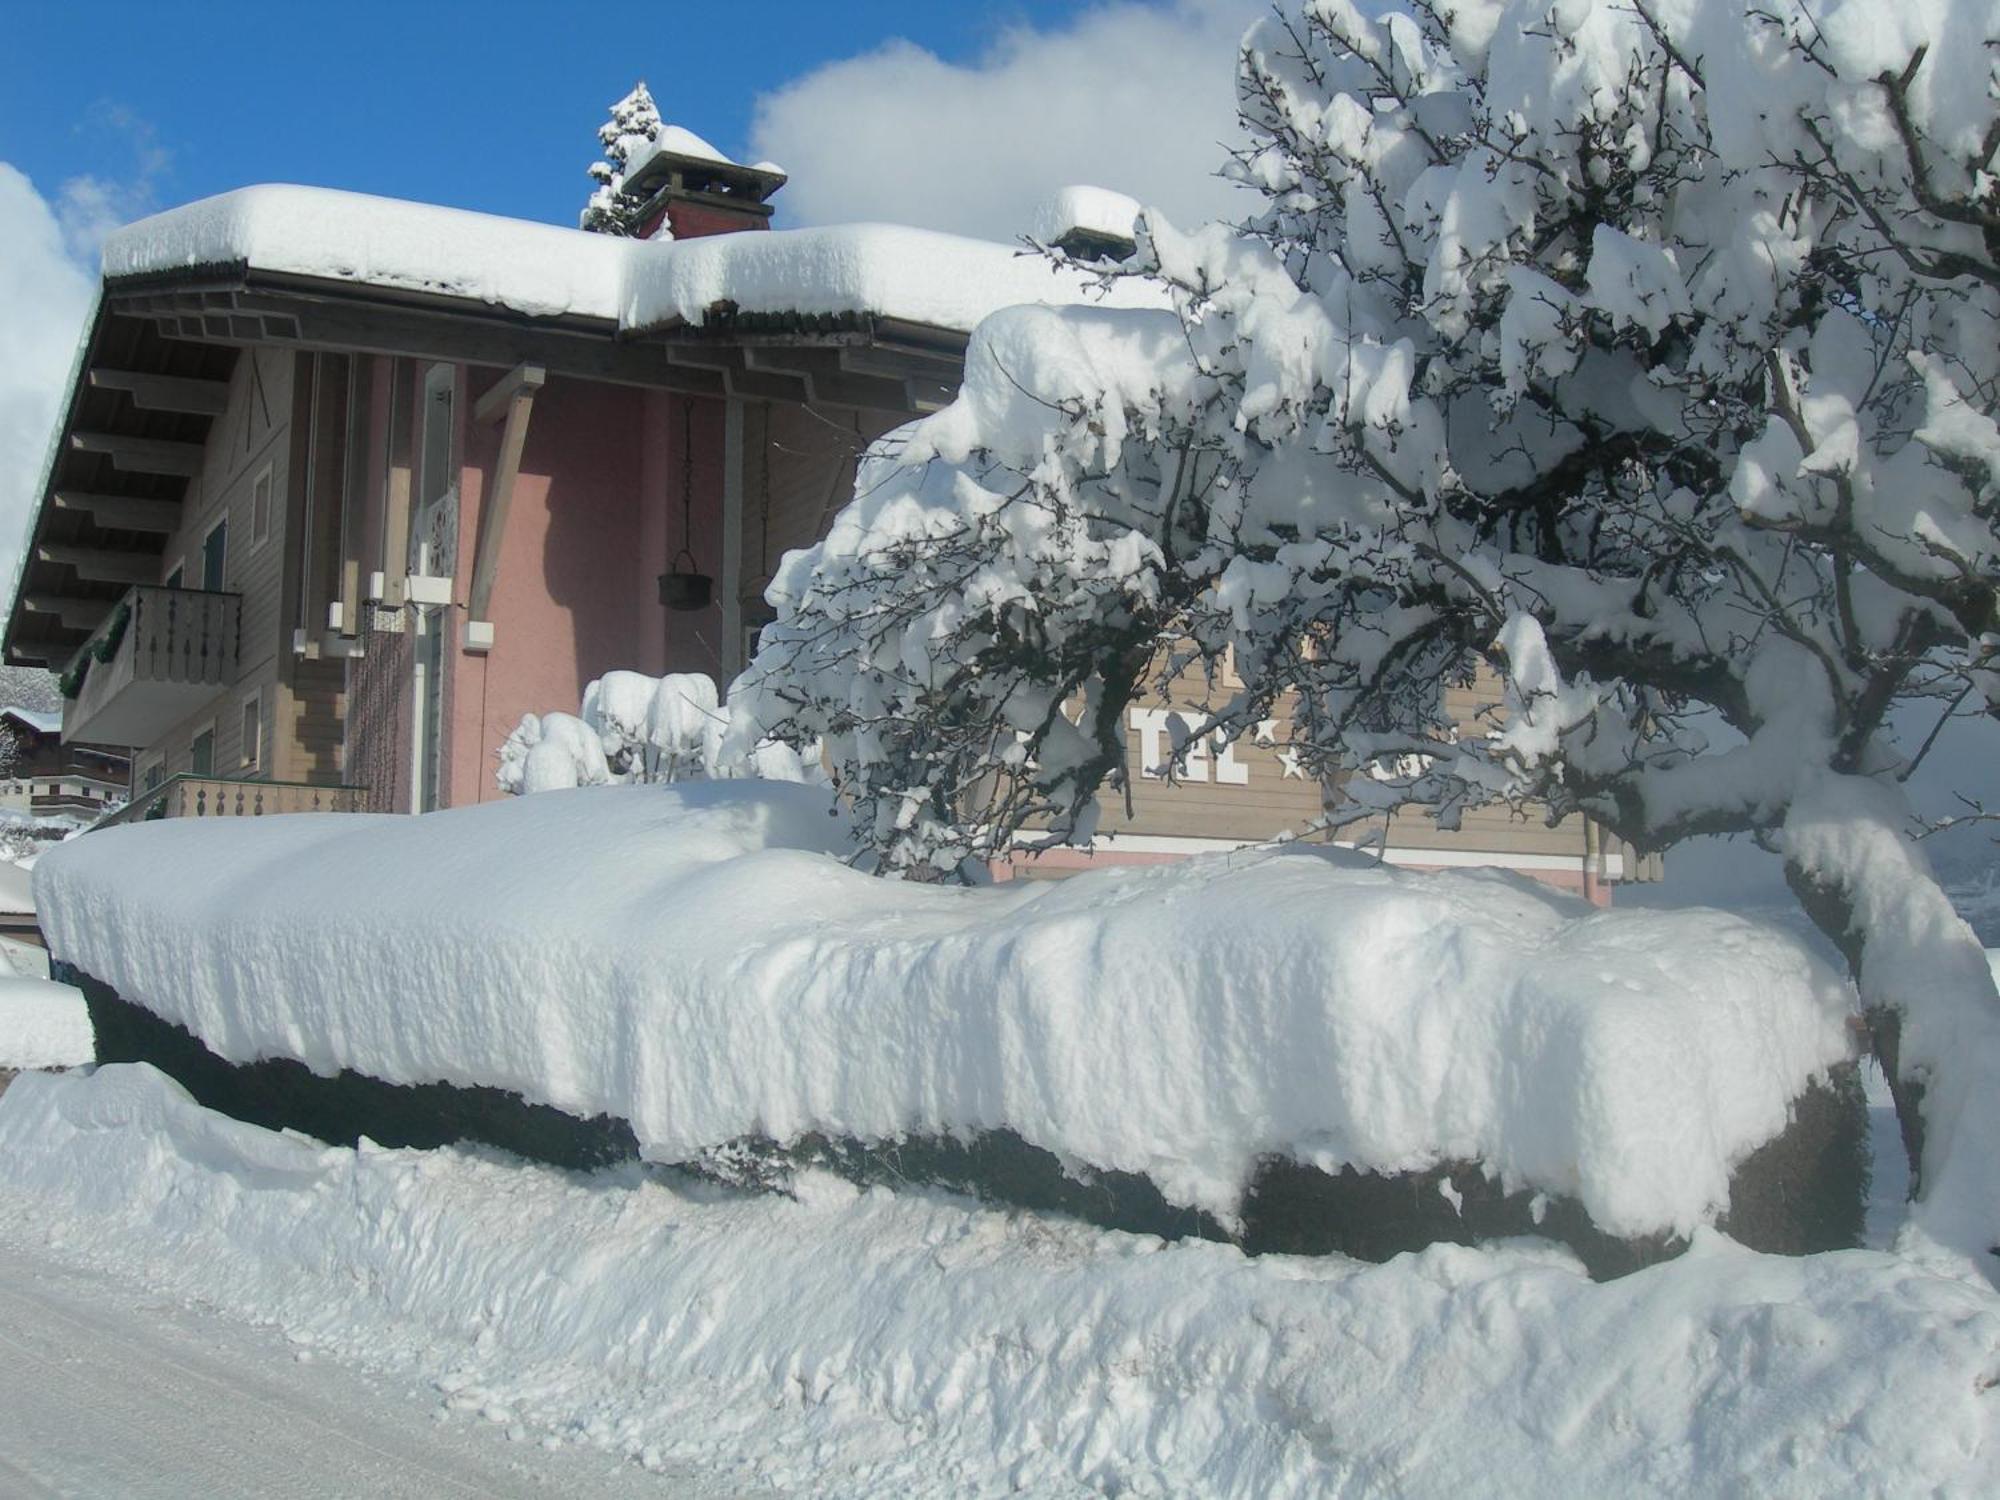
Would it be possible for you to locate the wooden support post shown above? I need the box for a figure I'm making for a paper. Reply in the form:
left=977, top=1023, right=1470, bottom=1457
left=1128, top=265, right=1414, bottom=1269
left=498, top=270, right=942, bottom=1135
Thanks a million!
left=88, top=368, right=230, bottom=416
left=381, top=360, right=414, bottom=608
left=463, top=366, right=545, bottom=648
left=473, top=362, right=547, bottom=425
left=336, top=356, right=373, bottom=637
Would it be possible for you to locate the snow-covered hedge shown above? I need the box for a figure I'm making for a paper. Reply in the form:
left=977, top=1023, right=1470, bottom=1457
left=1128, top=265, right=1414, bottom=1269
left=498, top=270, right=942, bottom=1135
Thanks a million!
left=36, top=784, right=1855, bottom=1242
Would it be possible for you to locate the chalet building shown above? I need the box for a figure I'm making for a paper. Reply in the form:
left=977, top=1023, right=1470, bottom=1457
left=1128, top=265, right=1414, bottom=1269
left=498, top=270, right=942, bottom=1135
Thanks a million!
left=1, top=124, right=1656, bottom=902
left=0, top=706, right=129, bottom=820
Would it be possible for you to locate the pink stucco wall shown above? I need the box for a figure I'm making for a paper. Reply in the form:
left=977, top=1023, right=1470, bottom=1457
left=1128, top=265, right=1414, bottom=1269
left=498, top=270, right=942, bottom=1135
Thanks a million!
left=443, top=374, right=728, bottom=808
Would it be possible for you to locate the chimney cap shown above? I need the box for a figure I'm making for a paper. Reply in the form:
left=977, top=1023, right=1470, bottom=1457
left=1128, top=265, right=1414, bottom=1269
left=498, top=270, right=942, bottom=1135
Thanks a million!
left=625, top=125, right=787, bottom=206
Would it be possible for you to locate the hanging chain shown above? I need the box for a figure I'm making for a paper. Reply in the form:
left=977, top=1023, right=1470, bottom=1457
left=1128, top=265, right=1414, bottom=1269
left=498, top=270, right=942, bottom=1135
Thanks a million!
left=681, top=398, right=695, bottom=556
left=759, top=402, right=772, bottom=577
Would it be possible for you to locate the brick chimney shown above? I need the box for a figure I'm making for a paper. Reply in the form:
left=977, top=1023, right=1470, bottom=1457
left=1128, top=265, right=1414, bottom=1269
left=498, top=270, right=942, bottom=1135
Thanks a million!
left=626, top=127, right=786, bottom=240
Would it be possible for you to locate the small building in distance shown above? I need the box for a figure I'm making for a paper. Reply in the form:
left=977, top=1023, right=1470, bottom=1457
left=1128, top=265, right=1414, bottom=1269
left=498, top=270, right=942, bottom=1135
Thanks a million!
left=0, top=703, right=130, bottom=822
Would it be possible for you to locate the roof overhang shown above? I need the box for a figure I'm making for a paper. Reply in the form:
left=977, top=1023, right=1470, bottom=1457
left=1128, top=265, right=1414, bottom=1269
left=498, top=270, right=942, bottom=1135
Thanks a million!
left=2, top=299, right=235, bottom=671
left=2, top=258, right=970, bottom=672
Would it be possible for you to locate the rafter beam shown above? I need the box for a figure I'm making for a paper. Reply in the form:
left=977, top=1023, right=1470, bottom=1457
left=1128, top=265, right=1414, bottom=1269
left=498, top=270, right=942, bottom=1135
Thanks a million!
left=88, top=368, right=230, bottom=416
left=740, top=347, right=915, bottom=411
left=21, top=594, right=113, bottom=631
left=4, top=645, right=68, bottom=667
left=36, top=543, right=160, bottom=585
left=51, top=490, right=183, bottom=533
left=661, top=345, right=807, bottom=402
left=70, top=432, right=205, bottom=477
left=838, top=347, right=958, bottom=411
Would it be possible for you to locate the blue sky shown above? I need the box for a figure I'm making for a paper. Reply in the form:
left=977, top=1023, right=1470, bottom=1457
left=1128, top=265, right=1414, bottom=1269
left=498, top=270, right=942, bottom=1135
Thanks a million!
left=0, top=0, right=1154, bottom=229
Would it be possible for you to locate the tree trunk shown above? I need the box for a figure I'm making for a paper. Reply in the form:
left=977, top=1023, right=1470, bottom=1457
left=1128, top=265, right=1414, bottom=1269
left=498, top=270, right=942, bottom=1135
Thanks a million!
left=1780, top=773, right=2000, bottom=1275
left=1785, top=861, right=1928, bottom=1193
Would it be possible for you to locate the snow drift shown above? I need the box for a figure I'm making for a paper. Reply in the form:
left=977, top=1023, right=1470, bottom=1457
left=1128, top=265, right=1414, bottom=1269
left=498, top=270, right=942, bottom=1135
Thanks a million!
left=36, top=783, right=1854, bottom=1241
left=0, top=975, right=92, bottom=1070
left=1, top=1064, right=1991, bottom=1498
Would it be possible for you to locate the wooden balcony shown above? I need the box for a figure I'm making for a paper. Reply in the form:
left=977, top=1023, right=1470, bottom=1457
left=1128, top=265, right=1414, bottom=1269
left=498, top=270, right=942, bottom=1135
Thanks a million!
left=92, top=775, right=369, bottom=831
left=61, top=585, right=240, bottom=747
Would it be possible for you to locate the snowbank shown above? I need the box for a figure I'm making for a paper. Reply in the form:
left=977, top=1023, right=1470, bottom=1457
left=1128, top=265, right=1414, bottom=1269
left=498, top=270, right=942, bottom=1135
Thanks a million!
left=0, top=859, right=33, bottom=914
left=0, top=1064, right=1991, bottom=1498
left=37, top=783, right=1853, bottom=1240
left=101, top=186, right=1162, bottom=339
left=0, top=975, right=93, bottom=1069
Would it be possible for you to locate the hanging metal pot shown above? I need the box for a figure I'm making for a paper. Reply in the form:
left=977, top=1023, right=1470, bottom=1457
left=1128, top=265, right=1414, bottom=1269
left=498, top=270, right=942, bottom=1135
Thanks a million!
left=658, top=548, right=713, bottom=611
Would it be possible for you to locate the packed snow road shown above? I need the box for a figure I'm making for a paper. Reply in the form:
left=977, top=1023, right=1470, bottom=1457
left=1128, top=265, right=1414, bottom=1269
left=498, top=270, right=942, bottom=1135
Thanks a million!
left=0, top=1232, right=749, bottom=1499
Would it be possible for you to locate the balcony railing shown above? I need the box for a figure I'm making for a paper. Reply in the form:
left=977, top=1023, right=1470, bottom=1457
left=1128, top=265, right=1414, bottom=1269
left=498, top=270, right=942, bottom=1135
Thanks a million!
left=91, top=774, right=370, bottom=831
left=62, top=585, right=242, bottom=747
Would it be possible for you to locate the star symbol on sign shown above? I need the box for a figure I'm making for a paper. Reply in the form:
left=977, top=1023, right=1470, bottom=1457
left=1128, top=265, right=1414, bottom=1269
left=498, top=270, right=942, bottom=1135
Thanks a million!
left=1254, top=718, right=1279, bottom=747
left=1278, top=747, right=1306, bottom=780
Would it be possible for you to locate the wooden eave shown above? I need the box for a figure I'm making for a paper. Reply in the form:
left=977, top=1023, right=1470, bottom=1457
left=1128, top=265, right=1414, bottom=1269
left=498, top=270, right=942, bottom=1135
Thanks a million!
left=2, top=300, right=236, bottom=670
left=640, top=309, right=966, bottom=413
left=3, top=255, right=974, bottom=668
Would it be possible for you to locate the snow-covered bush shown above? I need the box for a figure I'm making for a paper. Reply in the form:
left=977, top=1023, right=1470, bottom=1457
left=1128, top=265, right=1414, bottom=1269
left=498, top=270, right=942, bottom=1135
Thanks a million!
left=731, top=0, right=2000, bottom=1266
left=494, top=712, right=612, bottom=796
left=501, top=671, right=818, bottom=793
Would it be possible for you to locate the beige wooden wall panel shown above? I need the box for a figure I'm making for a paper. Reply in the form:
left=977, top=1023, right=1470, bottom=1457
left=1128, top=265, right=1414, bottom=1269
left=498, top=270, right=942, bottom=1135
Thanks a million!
left=128, top=349, right=299, bottom=780
left=744, top=403, right=904, bottom=604
left=1092, top=655, right=1585, bottom=861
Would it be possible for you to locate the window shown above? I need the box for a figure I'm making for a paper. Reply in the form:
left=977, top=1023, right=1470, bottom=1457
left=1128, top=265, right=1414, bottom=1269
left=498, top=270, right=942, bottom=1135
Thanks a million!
left=202, top=518, right=228, bottom=591
left=240, top=693, right=262, bottom=772
left=251, top=464, right=273, bottom=547
left=140, top=761, right=163, bottom=794
left=189, top=726, right=214, bottom=777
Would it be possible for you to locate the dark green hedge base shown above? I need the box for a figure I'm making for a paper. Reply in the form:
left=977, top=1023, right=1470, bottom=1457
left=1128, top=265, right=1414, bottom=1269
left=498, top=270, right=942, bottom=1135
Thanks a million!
left=67, top=967, right=637, bottom=1170
left=61, top=964, right=1867, bottom=1280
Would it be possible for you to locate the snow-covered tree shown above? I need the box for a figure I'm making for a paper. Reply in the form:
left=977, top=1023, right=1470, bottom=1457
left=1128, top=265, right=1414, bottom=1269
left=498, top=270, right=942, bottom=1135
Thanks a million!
left=730, top=0, right=2000, bottom=1266
left=580, top=82, right=662, bottom=236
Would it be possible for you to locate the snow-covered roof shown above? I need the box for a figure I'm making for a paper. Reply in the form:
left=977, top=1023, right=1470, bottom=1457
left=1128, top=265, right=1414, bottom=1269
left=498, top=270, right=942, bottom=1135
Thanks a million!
left=100, top=186, right=1157, bottom=339
left=102, top=185, right=633, bottom=323
left=621, top=223, right=1163, bottom=335
left=0, top=706, right=61, bottom=736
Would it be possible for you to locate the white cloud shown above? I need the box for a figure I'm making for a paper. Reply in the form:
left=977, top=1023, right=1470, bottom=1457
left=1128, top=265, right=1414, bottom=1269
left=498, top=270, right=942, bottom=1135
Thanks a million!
left=55, top=105, right=170, bottom=261
left=751, top=0, right=1264, bottom=242
left=0, top=164, right=96, bottom=606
